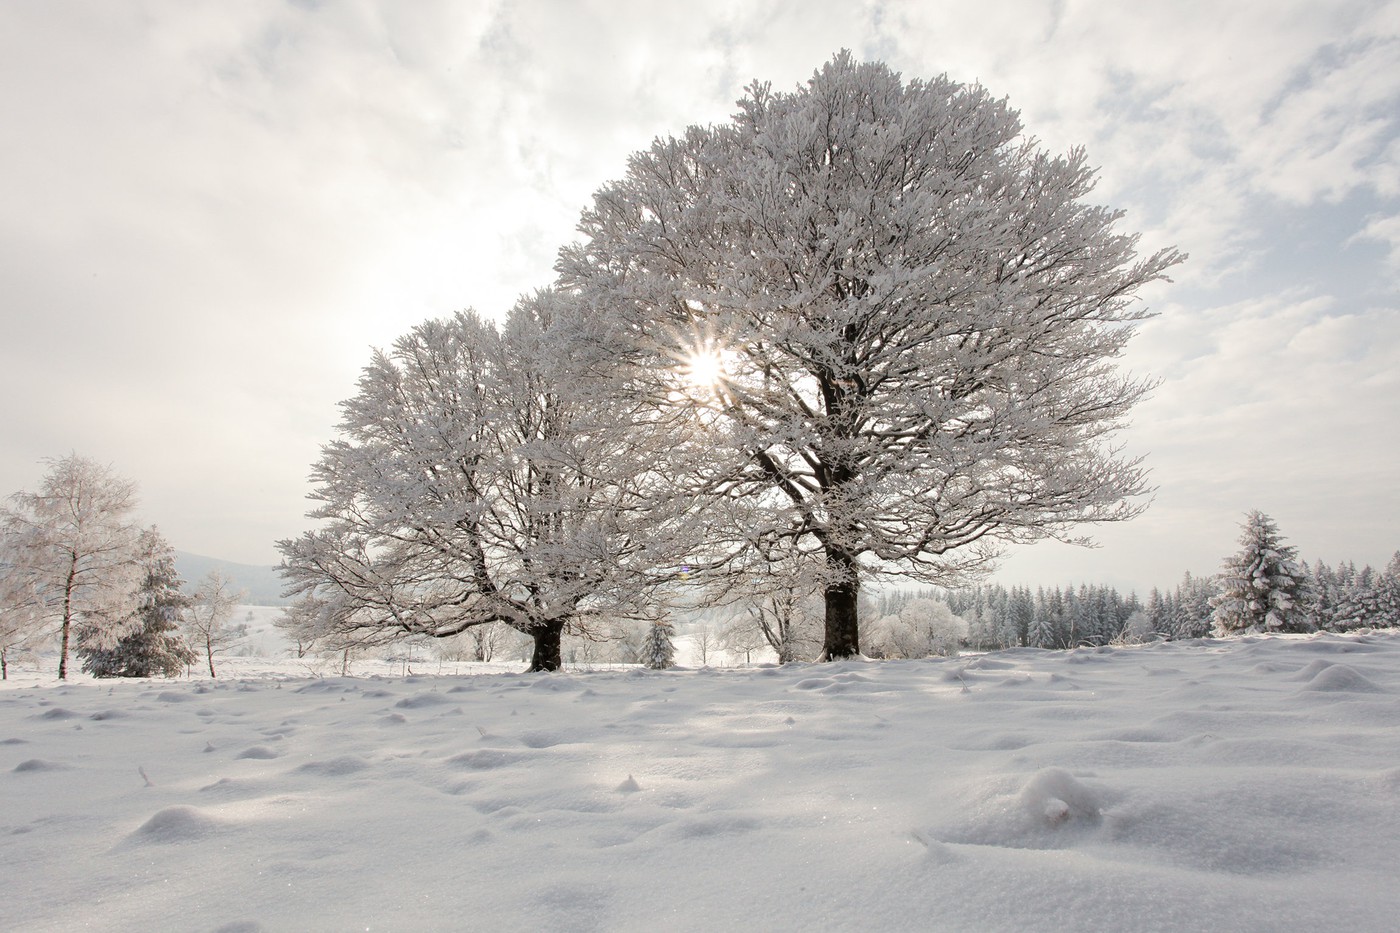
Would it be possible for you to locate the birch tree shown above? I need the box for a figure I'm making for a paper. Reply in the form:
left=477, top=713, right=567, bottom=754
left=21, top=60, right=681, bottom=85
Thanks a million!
left=0, top=455, right=141, bottom=678
left=187, top=569, right=248, bottom=677
left=559, top=53, right=1179, bottom=660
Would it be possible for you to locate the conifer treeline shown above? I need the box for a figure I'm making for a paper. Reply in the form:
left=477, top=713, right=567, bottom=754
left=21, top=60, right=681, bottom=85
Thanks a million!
left=875, top=553, right=1400, bottom=651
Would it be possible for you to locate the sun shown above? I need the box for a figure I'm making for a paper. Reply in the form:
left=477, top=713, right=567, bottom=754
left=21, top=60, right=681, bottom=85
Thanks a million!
left=683, top=348, right=726, bottom=390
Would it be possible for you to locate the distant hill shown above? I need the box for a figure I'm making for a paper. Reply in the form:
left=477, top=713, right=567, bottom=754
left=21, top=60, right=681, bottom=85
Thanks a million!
left=174, top=552, right=289, bottom=606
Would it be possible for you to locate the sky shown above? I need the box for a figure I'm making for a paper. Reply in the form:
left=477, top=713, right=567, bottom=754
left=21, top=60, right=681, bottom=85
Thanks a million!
left=1, top=0, right=1397, bottom=595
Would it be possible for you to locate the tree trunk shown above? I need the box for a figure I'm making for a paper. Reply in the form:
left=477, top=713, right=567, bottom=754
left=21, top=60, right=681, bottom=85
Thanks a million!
left=58, top=562, right=77, bottom=680
left=821, top=546, right=861, bottom=660
left=529, top=621, right=564, bottom=672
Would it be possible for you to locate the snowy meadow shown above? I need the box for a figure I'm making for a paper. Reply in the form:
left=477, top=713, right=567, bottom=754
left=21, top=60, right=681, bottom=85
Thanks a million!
left=4, top=631, right=1400, bottom=932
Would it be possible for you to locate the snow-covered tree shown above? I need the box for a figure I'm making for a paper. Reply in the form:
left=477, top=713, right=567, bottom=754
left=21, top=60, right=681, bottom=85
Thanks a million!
left=78, top=527, right=195, bottom=678
left=0, top=558, right=43, bottom=679
left=1171, top=572, right=1217, bottom=639
left=1210, top=511, right=1310, bottom=635
left=869, top=596, right=967, bottom=657
left=642, top=619, right=676, bottom=669
left=717, top=612, right=769, bottom=664
left=0, top=455, right=142, bottom=678
left=186, top=569, right=248, bottom=677
left=1028, top=589, right=1057, bottom=648
left=274, top=594, right=331, bottom=659
left=559, top=52, right=1180, bottom=660
left=280, top=292, right=696, bottom=672
left=1116, top=609, right=1157, bottom=645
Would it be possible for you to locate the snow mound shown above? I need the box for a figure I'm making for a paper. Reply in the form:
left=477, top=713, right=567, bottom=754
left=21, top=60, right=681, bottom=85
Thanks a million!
left=394, top=691, right=452, bottom=708
left=1018, top=767, right=1106, bottom=826
left=1299, top=664, right=1383, bottom=693
left=295, top=756, right=371, bottom=776
left=234, top=745, right=279, bottom=760
left=130, top=805, right=224, bottom=843
left=447, top=748, right=524, bottom=770
left=936, top=768, right=1109, bottom=850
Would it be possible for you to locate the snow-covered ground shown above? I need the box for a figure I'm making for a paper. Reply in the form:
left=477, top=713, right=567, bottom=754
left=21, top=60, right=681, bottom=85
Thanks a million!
left=3, top=632, right=1399, bottom=932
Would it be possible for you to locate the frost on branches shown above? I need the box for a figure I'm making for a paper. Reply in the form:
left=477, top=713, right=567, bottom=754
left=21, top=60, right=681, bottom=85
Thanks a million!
left=78, top=527, right=196, bottom=679
left=1210, top=511, right=1310, bottom=635
left=559, top=51, right=1181, bottom=661
left=0, top=455, right=142, bottom=679
left=278, top=292, right=697, bottom=673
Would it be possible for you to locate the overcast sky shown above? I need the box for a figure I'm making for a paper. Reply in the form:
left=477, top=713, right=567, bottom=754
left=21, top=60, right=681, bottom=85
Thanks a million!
left=2, top=0, right=1397, bottom=595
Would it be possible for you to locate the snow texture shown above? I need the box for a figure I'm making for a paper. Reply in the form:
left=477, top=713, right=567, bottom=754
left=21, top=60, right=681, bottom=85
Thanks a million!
left=3, top=632, right=1400, bottom=931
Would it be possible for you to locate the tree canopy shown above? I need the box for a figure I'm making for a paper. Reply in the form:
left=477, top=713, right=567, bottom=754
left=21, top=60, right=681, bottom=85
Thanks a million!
left=558, top=52, right=1182, bottom=658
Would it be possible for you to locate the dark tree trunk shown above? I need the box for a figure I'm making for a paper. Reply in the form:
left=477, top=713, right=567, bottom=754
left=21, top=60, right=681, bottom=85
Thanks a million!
left=529, top=621, right=564, bottom=672
left=821, top=546, right=861, bottom=660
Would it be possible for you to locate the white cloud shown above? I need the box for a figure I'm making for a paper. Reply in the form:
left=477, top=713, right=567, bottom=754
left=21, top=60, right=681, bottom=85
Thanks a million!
left=1, top=0, right=1397, bottom=583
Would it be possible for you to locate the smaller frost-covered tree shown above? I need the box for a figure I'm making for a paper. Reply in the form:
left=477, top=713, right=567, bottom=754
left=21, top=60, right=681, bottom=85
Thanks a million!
left=1115, top=609, right=1157, bottom=645
left=186, top=570, right=248, bottom=676
left=78, top=527, right=196, bottom=678
left=642, top=619, right=676, bottom=669
left=1210, top=511, right=1310, bottom=635
left=868, top=597, right=967, bottom=658
left=1, top=455, right=143, bottom=678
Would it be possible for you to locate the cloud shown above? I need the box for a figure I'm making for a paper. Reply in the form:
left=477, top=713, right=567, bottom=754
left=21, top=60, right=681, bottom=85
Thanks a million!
left=1, top=0, right=1397, bottom=584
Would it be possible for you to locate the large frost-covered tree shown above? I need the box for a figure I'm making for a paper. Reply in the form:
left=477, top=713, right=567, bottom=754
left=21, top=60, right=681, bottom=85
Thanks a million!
left=78, top=526, right=195, bottom=678
left=1210, top=511, right=1310, bottom=635
left=280, top=292, right=695, bottom=672
left=0, top=455, right=142, bottom=678
left=559, top=52, right=1181, bottom=659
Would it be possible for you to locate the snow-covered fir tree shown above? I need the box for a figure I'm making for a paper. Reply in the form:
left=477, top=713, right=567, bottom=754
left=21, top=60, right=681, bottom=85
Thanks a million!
left=1378, top=553, right=1400, bottom=629
left=1028, top=589, right=1056, bottom=648
left=642, top=620, right=676, bottom=670
left=1210, top=511, right=1310, bottom=635
left=78, top=527, right=195, bottom=678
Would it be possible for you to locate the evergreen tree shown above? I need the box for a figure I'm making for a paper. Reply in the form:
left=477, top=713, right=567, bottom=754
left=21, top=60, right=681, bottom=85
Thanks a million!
left=642, top=620, right=676, bottom=670
left=78, top=527, right=195, bottom=678
left=1172, top=572, right=1217, bottom=639
left=1028, top=589, right=1056, bottom=648
left=1333, top=565, right=1380, bottom=631
left=1376, top=553, right=1400, bottom=629
left=1210, top=511, right=1310, bottom=635
left=1146, top=588, right=1166, bottom=636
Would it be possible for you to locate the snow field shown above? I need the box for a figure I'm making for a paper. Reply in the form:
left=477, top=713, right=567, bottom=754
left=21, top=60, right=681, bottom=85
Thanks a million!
left=3, top=633, right=1399, bottom=932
